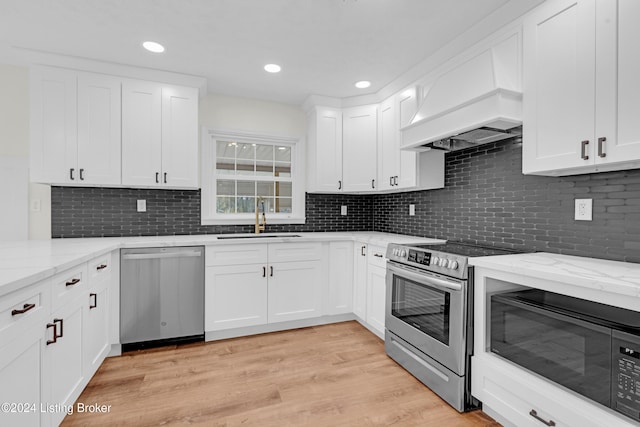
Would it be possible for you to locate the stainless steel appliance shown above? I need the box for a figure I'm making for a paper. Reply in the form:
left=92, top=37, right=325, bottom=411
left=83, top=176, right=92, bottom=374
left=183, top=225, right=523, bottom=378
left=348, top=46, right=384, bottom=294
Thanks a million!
left=492, top=288, right=640, bottom=423
left=120, top=246, right=204, bottom=351
left=385, top=241, right=521, bottom=412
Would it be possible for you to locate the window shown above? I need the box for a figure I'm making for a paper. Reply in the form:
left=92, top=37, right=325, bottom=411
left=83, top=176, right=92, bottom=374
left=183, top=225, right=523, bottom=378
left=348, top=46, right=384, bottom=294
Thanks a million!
left=201, top=130, right=305, bottom=225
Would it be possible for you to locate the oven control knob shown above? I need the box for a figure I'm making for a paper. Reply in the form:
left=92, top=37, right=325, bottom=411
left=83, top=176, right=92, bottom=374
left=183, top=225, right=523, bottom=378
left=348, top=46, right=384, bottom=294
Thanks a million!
left=400, top=250, right=407, bottom=257
left=392, top=249, right=398, bottom=256
left=448, top=260, right=459, bottom=270
left=432, top=256, right=439, bottom=266
left=439, top=258, right=448, bottom=267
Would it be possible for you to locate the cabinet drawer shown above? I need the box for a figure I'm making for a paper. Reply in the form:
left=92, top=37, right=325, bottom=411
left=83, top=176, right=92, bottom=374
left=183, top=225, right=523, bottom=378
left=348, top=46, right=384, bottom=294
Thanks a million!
left=88, top=253, right=112, bottom=287
left=206, top=244, right=268, bottom=266
left=368, top=245, right=387, bottom=268
left=268, top=242, right=322, bottom=263
left=52, top=264, right=88, bottom=310
left=0, top=280, right=51, bottom=344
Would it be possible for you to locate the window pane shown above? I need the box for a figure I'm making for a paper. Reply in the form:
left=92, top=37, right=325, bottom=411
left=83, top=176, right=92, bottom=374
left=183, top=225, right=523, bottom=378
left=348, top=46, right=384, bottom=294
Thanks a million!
left=216, top=180, right=235, bottom=196
left=257, top=182, right=275, bottom=197
left=256, top=144, right=274, bottom=161
left=236, top=159, right=254, bottom=175
left=276, top=182, right=292, bottom=197
left=216, top=159, right=236, bottom=175
left=237, top=143, right=254, bottom=159
left=261, top=197, right=275, bottom=213
left=275, top=146, right=291, bottom=162
left=275, top=162, right=291, bottom=177
left=256, top=161, right=274, bottom=177
left=216, top=196, right=236, bottom=214
left=237, top=181, right=255, bottom=196
left=275, top=197, right=292, bottom=213
left=217, top=141, right=236, bottom=158
left=237, top=196, right=255, bottom=213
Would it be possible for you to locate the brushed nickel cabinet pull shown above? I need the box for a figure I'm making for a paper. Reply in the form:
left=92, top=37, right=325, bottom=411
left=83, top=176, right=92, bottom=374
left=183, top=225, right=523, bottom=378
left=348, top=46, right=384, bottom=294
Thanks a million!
left=65, top=278, right=80, bottom=287
left=598, top=137, right=607, bottom=158
left=529, top=409, right=555, bottom=426
left=89, top=293, right=97, bottom=309
left=96, top=264, right=107, bottom=270
left=11, top=303, right=36, bottom=316
left=46, top=323, right=57, bottom=345
left=54, top=318, right=63, bottom=338
left=581, top=140, right=589, bottom=160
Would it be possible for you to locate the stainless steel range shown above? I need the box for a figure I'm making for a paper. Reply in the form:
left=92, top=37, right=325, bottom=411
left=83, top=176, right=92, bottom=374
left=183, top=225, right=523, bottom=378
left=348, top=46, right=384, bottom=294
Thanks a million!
left=385, top=241, right=522, bottom=412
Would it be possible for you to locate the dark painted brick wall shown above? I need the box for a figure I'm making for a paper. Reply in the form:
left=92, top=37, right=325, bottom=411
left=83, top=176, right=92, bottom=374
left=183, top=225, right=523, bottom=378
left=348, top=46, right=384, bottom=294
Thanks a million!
left=51, top=139, right=640, bottom=262
left=51, top=189, right=373, bottom=238
left=374, top=140, right=640, bottom=263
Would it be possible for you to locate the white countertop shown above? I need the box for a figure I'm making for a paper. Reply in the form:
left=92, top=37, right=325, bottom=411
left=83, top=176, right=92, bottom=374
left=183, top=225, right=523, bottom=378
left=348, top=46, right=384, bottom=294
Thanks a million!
left=0, top=232, right=443, bottom=297
left=470, top=252, right=640, bottom=299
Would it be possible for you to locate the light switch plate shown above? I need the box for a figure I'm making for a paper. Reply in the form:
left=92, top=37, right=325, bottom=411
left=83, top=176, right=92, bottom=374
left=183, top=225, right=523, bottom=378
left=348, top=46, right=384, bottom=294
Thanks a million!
left=409, top=204, right=415, bottom=216
left=341, top=205, right=347, bottom=216
left=137, top=200, right=147, bottom=212
left=575, top=198, right=592, bottom=221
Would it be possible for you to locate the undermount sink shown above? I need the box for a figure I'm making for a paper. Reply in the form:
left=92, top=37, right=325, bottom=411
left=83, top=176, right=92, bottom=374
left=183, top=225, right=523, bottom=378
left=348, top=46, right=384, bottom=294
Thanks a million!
left=216, top=234, right=302, bottom=240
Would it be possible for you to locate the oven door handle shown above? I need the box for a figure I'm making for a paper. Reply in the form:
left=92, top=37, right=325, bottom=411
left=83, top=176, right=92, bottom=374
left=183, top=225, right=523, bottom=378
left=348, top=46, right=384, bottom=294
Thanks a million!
left=387, top=264, right=462, bottom=292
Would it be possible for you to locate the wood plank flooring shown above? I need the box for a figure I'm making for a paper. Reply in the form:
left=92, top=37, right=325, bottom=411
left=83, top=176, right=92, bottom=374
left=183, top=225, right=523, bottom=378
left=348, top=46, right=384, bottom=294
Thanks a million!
left=62, top=321, right=501, bottom=426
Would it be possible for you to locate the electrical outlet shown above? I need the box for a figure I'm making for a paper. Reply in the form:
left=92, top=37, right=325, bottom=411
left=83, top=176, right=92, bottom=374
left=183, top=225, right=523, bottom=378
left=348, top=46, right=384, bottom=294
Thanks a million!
left=137, top=200, right=147, bottom=213
left=409, top=204, right=415, bottom=216
left=341, top=205, right=347, bottom=216
left=575, top=199, right=592, bottom=221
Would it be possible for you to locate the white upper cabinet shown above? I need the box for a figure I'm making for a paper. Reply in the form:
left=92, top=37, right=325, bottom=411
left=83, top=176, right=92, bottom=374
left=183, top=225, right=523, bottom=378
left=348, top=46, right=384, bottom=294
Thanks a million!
left=523, top=0, right=640, bottom=175
left=342, top=104, right=378, bottom=192
left=122, top=81, right=199, bottom=189
left=306, top=107, right=343, bottom=192
left=30, top=67, right=121, bottom=185
left=378, top=89, right=418, bottom=191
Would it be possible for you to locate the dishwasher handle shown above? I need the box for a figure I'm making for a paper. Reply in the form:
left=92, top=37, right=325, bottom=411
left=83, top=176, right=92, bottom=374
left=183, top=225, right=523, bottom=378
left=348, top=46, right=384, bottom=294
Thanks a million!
left=122, top=251, right=202, bottom=260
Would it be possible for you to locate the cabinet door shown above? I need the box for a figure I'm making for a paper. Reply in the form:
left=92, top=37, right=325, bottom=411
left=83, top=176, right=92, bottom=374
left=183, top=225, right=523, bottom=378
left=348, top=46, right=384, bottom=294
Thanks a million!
left=205, top=265, right=267, bottom=331
left=83, top=284, right=110, bottom=378
left=268, top=260, right=322, bottom=323
left=343, top=105, right=378, bottom=192
left=42, top=301, right=85, bottom=427
left=522, top=0, right=596, bottom=174
left=353, top=243, right=368, bottom=321
left=77, top=73, right=122, bottom=185
left=122, top=80, right=163, bottom=187
left=30, top=66, right=77, bottom=184
left=327, top=242, right=353, bottom=315
left=310, top=107, right=343, bottom=192
left=378, top=98, right=398, bottom=191
left=397, top=88, right=418, bottom=189
left=595, top=0, right=640, bottom=164
left=161, top=85, right=199, bottom=188
left=366, top=264, right=387, bottom=338
left=0, top=328, right=45, bottom=427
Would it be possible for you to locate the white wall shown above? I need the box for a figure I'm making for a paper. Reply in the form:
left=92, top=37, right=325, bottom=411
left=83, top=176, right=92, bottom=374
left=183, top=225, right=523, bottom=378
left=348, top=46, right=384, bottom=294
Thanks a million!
left=199, top=93, right=306, bottom=138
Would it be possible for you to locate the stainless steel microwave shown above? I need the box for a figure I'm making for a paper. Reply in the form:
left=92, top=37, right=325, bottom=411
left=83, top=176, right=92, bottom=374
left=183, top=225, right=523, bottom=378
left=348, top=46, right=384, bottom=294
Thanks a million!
left=491, top=289, right=640, bottom=423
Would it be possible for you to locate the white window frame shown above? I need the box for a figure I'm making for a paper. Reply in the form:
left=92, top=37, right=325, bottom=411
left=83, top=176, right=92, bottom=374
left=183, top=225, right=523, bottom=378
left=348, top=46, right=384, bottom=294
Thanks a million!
left=201, top=128, right=306, bottom=225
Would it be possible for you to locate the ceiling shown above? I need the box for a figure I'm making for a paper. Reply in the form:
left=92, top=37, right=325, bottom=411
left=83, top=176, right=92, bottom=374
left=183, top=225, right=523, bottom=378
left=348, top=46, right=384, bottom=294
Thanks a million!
left=0, top=0, right=538, bottom=105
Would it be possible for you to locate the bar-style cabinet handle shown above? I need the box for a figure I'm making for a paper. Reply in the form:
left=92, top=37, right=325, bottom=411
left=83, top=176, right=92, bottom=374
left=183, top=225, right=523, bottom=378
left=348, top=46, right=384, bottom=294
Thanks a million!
left=70, top=168, right=75, bottom=180
left=96, top=264, right=107, bottom=271
left=598, top=137, right=607, bottom=158
left=529, top=409, right=555, bottom=426
left=262, top=266, right=266, bottom=277
left=156, top=172, right=160, bottom=183
left=11, top=303, right=36, bottom=316
left=338, top=180, right=342, bottom=190
left=581, top=140, right=589, bottom=160
left=54, top=318, right=64, bottom=338
left=89, top=293, right=97, bottom=309
left=65, top=278, right=80, bottom=287
left=389, top=176, right=393, bottom=186
left=46, top=322, right=58, bottom=345
left=394, top=176, right=399, bottom=186
left=270, top=266, right=274, bottom=277
left=79, top=168, right=85, bottom=180
left=361, top=246, right=366, bottom=256
left=371, top=179, right=375, bottom=189
left=164, top=172, right=167, bottom=184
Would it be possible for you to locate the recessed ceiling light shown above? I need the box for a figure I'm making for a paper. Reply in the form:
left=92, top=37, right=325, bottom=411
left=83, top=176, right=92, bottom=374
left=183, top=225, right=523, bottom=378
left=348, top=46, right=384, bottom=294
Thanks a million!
left=355, top=80, right=371, bottom=89
left=264, top=64, right=281, bottom=73
left=142, top=41, right=165, bottom=53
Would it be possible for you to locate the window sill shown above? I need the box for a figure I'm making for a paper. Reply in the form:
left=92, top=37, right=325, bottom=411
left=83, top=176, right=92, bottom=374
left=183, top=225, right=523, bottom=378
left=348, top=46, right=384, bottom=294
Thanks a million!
left=201, top=217, right=306, bottom=226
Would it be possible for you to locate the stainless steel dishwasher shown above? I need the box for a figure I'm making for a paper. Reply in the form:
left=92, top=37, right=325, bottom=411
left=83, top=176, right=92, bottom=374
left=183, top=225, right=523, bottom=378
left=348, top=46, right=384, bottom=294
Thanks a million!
left=120, top=246, right=204, bottom=351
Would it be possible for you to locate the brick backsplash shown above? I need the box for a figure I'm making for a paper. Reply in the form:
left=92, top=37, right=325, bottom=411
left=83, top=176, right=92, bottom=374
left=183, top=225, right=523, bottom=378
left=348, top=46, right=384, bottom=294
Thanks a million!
left=51, top=189, right=373, bottom=238
left=51, top=139, right=640, bottom=262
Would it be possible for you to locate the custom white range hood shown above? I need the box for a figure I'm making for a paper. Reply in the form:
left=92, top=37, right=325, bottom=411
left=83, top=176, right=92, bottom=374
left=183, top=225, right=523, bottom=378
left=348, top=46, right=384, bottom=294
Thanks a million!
left=401, top=34, right=522, bottom=152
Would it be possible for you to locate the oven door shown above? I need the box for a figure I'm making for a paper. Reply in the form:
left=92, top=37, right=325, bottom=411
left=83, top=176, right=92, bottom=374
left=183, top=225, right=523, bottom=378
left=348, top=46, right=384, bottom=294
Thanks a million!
left=385, top=261, right=466, bottom=375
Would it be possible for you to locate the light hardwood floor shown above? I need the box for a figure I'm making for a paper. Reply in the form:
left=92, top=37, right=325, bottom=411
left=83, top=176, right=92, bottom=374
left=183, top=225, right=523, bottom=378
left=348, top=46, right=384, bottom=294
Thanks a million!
left=62, top=321, right=500, bottom=426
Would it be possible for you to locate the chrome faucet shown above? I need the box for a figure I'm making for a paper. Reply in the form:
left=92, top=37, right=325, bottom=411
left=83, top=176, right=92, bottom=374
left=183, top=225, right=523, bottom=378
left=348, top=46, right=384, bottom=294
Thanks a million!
left=255, top=197, right=266, bottom=234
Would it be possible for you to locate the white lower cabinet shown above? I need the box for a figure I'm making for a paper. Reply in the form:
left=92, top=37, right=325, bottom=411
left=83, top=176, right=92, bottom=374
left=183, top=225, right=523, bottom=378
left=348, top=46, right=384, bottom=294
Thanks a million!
left=83, top=254, right=112, bottom=379
left=327, top=241, right=354, bottom=315
left=352, top=242, right=368, bottom=321
left=205, top=242, right=323, bottom=332
left=351, top=243, right=388, bottom=339
left=366, top=264, right=387, bottom=338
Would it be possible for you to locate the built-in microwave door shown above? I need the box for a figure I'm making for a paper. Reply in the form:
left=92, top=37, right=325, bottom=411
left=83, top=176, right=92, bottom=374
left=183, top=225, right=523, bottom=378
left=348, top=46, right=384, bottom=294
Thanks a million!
left=491, top=294, right=612, bottom=406
left=385, top=262, right=466, bottom=375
